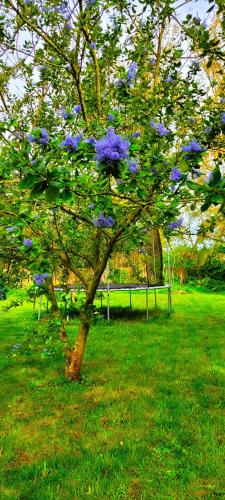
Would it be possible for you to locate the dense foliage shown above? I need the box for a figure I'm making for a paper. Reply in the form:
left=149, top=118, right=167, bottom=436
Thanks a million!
left=0, top=0, right=225, bottom=379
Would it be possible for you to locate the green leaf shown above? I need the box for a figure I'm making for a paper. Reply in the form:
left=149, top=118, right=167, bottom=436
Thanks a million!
left=137, top=188, right=146, bottom=201
left=211, top=194, right=224, bottom=204
left=31, top=181, right=47, bottom=196
left=45, top=185, right=60, bottom=202
left=60, top=189, right=74, bottom=201
left=200, top=198, right=212, bottom=212
left=20, top=174, right=39, bottom=189
left=186, top=180, right=204, bottom=192
left=210, top=167, right=221, bottom=186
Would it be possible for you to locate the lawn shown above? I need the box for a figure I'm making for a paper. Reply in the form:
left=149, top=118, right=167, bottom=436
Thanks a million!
left=0, top=289, right=225, bottom=499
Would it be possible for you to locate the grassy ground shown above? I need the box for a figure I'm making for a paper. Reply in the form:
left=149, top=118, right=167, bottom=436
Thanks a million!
left=0, top=289, right=225, bottom=499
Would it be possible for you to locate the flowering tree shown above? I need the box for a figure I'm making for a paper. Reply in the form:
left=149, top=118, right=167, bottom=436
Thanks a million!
left=0, top=0, right=225, bottom=380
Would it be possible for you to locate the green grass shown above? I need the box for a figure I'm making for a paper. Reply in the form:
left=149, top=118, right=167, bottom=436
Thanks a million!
left=0, top=289, right=225, bottom=499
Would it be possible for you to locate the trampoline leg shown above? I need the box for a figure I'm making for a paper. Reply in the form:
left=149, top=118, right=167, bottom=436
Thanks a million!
left=168, top=287, right=172, bottom=314
left=129, top=289, right=132, bottom=309
left=107, top=290, right=110, bottom=323
left=146, top=288, right=149, bottom=321
left=154, top=289, right=157, bottom=313
left=38, top=295, right=42, bottom=321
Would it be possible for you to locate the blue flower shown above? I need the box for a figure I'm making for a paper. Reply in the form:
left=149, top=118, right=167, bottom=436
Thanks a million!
left=150, top=58, right=155, bottom=66
left=86, top=136, right=96, bottom=145
left=93, top=212, right=115, bottom=228
left=127, top=62, right=138, bottom=80
left=150, top=121, right=169, bottom=137
left=171, top=167, right=182, bottom=182
left=7, top=226, right=15, bottom=233
left=167, top=218, right=183, bottom=230
left=23, top=238, right=33, bottom=247
left=220, top=98, right=225, bottom=104
left=73, top=105, right=81, bottom=114
left=61, top=108, right=71, bottom=120
left=189, top=117, right=195, bottom=124
left=128, top=161, right=139, bottom=174
left=88, top=203, right=95, bottom=209
left=182, top=141, right=205, bottom=153
left=39, top=128, right=50, bottom=145
left=108, top=113, right=115, bottom=122
left=221, top=112, right=225, bottom=124
left=95, top=127, right=130, bottom=164
left=28, top=128, right=50, bottom=146
left=90, top=41, right=96, bottom=49
left=117, top=179, right=123, bottom=185
left=166, top=75, right=173, bottom=83
left=61, top=134, right=82, bottom=152
left=131, top=131, right=141, bottom=138
left=34, top=273, right=50, bottom=286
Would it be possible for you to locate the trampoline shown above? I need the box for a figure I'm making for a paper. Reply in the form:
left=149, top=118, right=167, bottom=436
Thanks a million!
left=52, top=240, right=172, bottom=322
left=54, top=282, right=172, bottom=322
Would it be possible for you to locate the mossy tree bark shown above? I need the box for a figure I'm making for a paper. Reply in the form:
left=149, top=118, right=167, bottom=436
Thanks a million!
left=145, top=228, right=164, bottom=285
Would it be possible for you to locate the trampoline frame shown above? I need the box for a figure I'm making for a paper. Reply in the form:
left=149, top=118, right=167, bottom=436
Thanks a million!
left=54, top=283, right=172, bottom=322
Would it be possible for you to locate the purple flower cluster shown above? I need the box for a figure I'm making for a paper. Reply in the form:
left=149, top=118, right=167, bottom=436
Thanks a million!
left=131, top=131, right=141, bottom=138
left=28, top=128, right=50, bottom=146
left=171, top=167, right=182, bottom=182
left=128, top=161, right=139, bottom=174
left=34, top=273, right=50, bottom=286
left=150, top=121, right=169, bottom=137
left=167, top=218, right=183, bottom=231
left=61, top=108, right=71, bottom=120
left=182, top=141, right=205, bottom=153
left=90, top=41, right=96, bottom=49
left=108, top=114, right=115, bottom=122
left=166, top=76, right=173, bottom=83
left=95, top=127, right=130, bottom=163
left=61, top=134, right=82, bottom=152
left=222, top=112, right=225, bottom=124
left=127, top=62, right=138, bottom=81
left=61, top=105, right=81, bottom=120
left=23, top=238, right=33, bottom=248
left=86, top=136, right=96, bottom=145
left=93, top=212, right=115, bottom=228
left=74, top=105, right=81, bottom=114
left=57, top=1, right=70, bottom=18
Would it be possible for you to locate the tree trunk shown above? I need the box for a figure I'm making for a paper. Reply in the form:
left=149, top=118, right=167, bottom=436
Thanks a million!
left=145, top=228, right=164, bottom=285
left=46, top=277, right=68, bottom=342
left=65, top=307, right=91, bottom=381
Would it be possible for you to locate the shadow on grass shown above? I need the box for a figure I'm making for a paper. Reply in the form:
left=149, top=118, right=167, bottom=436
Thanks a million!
left=97, top=306, right=170, bottom=322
